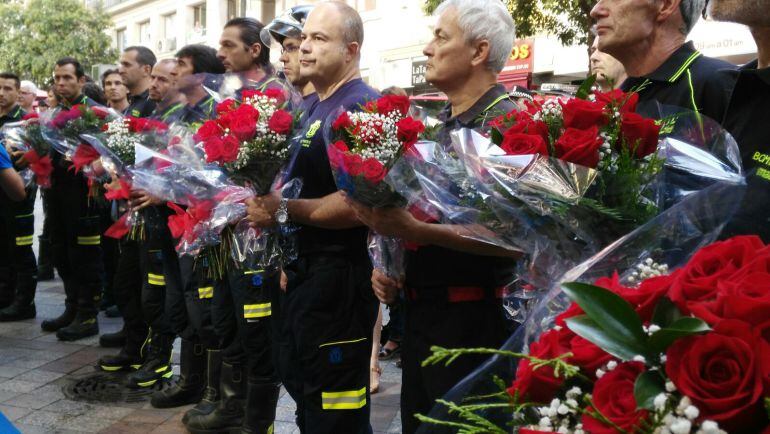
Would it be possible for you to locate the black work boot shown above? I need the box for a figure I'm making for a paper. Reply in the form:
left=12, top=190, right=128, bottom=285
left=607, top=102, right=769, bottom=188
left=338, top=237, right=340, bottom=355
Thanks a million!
left=184, top=360, right=245, bottom=434
left=56, top=313, right=99, bottom=341
left=181, top=348, right=221, bottom=423
left=151, top=339, right=206, bottom=408
left=41, top=306, right=76, bottom=332
left=126, top=333, right=174, bottom=388
left=97, top=347, right=143, bottom=372
left=99, top=326, right=127, bottom=348
left=0, top=300, right=36, bottom=322
left=240, top=380, right=281, bottom=434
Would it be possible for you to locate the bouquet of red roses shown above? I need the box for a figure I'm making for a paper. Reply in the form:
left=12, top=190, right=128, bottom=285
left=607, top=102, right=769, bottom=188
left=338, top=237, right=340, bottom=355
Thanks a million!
left=194, top=88, right=295, bottom=195
left=1, top=113, right=54, bottom=188
left=327, top=94, right=426, bottom=278
left=46, top=104, right=116, bottom=174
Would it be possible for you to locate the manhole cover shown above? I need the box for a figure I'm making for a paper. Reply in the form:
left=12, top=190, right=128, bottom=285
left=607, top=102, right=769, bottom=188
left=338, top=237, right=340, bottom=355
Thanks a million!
left=62, top=372, right=175, bottom=404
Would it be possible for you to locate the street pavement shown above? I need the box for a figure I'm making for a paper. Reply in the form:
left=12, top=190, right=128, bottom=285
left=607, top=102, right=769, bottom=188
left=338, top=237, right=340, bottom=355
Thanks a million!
left=0, top=277, right=403, bottom=433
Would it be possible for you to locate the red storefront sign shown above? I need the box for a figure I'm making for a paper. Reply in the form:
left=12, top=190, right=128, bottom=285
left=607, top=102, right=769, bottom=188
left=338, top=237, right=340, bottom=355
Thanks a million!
left=499, top=38, right=534, bottom=89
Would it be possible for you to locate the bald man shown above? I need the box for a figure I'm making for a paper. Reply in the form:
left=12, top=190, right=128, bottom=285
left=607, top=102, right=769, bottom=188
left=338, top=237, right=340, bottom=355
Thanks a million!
left=246, top=2, right=379, bottom=433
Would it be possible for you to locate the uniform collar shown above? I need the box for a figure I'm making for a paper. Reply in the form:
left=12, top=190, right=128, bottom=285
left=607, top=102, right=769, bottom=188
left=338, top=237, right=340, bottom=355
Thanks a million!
left=637, top=41, right=702, bottom=83
left=129, top=88, right=150, bottom=104
left=739, top=59, right=770, bottom=86
left=60, top=94, right=88, bottom=109
left=0, top=105, right=23, bottom=121
left=440, top=84, right=511, bottom=126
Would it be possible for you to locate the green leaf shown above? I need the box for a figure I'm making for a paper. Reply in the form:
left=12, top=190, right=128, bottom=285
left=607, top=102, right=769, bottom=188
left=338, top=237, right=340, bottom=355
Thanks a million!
left=490, top=127, right=504, bottom=146
left=562, top=282, right=647, bottom=353
left=650, top=297, right=682, bottom=328
left=648, top=317, right=711, bottom=354
left=576, top=75, right=597, bottom=100
left=565, top=315, right=647, bottom=361
left=634, top=370, right=665, bottom=410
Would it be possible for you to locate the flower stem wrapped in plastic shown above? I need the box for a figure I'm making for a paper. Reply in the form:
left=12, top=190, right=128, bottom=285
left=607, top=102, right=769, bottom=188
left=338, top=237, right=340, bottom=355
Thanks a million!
left=0, top=112, right=54, bottom=188
left=326, top=94, right=426, bottom=279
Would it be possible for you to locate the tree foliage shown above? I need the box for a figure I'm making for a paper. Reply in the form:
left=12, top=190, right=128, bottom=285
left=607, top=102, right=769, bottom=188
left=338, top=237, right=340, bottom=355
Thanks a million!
left=0, top=0, right=117, bottom=86
left=423, top=0, right=596, bottom=47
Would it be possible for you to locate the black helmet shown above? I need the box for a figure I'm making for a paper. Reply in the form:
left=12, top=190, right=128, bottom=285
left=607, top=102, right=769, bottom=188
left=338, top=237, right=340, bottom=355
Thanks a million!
left=260, top=5, right=314, bottom=48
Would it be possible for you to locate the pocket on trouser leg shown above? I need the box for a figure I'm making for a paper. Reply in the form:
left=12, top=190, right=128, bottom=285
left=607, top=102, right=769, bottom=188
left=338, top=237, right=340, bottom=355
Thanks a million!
left=242, top=269, right=271, bottom=324
left=76, top=216, right=102, bottom=249
left=314, top=337, right=370, bottom=411
left=13, top=213, right=34, bottom=248
left=146, top=250, right=166, bottom=288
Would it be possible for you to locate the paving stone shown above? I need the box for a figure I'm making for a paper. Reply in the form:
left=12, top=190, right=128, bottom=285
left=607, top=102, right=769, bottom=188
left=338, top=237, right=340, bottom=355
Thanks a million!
left=0, top=389, right=19, bottom=403
left=89, top=405, right=136, bottom=420
left=0, top=366, right=29, bottom=378
left=0, top=404, right=33, bottom=421
left=39, top=359, right=84, bottom=374
left=3, top=392, right=62, bottom=410
left=274, top=420, right=300, bottom=434
left=275, top=405, right=297, bottom=423
left=122, top=408, right=177, bottom=425
left=60, top=413, right=117, bottom=432
left=7, top=357, right=50, bottom=370
left=14, top=369, right=67, bottom=384
left=16, top=409, right=73, bottom=428
left=99, top=421, right=161, bottom=434
left=0, top=379, right=43, bottom=393
left=11, top=424, right=50, bottom=434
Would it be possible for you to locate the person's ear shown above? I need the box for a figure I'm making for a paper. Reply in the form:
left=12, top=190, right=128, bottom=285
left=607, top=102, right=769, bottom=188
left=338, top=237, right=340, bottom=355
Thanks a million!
left=470, top=39, right=491, bottom=68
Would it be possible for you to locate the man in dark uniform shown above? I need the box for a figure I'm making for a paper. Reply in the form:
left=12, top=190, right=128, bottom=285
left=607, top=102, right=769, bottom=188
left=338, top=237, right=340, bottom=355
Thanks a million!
left=185, top=17, right=289, bottom=434
left=709, top=0, right=770, bottom=242
left=345, top=1, right=518, bottom=432
left=148, top=44, right=225, bottom=410
left=246, top=3, right=379, bottom=433
left=0, top=71, right=37, bottom=322
left=118, top=46, right=157, bottom=118
left=41, top=57, right=106, bottom=341
left=591, top=0, right=736, bottom=121
left=148, top=59, right=184, bottom=123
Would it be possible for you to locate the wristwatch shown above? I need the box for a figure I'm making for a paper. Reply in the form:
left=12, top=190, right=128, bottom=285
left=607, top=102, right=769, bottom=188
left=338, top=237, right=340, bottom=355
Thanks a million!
left=275, top=198, right=290, bottom=225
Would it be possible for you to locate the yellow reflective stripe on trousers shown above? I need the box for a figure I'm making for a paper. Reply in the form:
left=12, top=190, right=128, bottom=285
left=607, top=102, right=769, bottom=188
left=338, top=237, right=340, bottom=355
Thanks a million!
left=243, top=303, right=271, bottom=318
left=198, top=286, right=214, bottom=299
left=15, top=235, right=34, bottom=246
left=321, top=387, right=367, bottom=410
left=243, top=269, right=264, bottom=275
left=147, top=273, right=165, bottom=286
left=77, top=235, right=101, bottom=246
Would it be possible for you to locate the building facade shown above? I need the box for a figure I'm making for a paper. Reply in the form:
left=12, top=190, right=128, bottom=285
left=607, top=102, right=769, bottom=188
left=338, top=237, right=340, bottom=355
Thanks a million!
left=90, top=0, right=757, bottom=93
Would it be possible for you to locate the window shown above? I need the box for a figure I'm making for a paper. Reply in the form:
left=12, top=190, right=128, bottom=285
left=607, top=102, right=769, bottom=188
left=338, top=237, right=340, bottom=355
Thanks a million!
left=192, top=4, right=207, bottom=36
left=138, top=20, right=151, bottom=44
left=162, top=13, right=177, bottom=52
left=116, top=28, right=127, bottom=52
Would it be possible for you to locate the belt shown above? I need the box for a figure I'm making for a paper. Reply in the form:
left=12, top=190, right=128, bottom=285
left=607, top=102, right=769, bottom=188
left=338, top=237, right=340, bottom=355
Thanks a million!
left=406, top=286, right=507, bottom=303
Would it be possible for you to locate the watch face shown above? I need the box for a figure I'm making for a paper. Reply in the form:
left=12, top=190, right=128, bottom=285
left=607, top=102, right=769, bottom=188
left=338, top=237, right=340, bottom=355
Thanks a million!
left=276, top=211, right=288, bottom=224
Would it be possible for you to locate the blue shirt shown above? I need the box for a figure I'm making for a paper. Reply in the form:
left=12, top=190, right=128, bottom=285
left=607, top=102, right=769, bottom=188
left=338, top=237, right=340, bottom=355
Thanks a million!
left=286, top=79, right=380, bottom=255
left=0, top=145, right=13, bottom=170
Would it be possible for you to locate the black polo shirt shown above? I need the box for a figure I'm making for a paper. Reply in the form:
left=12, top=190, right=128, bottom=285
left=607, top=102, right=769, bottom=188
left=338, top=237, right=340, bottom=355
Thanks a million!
left=720, top=60, right=770, bottom=242
left=179, top=95, right=216, bottom=129
left=150, top=102, right=185, bottom=124
left=621, top=42, right=737, bottom=122
left=285, top=78, right=380, bottom=256
left=124, top=88, right=156, bottom=118
left=58, top=94, right=101, bottom=110
left=405, top=84, right=518, bottom=290
left=0, top=105, right=24, bottom=128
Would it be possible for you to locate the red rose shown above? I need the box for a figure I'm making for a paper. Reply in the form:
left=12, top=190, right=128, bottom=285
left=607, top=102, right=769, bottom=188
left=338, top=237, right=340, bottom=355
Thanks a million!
left=595, top=89, right=639, bottom=113
left=755, top=319, right=770, bottom=393
left=508, top=329, right=570, bottom=403
left=264, top=88, right=286, bottom=104
left=718, top=271, right=770, bottom=326
left=241, top=89, right=262, bottom=100
left=203, top=136, right=225, bottom=163
left=666, top=320, right=765, bottom=432
left=669, top=235, right=765, bottom=325
left=490, top=110, right=517, bottom=130
left=91, top=106, right=110, bottom=119
left=22, top=112, right=39, bottom=121
left=507, top=111, right=549, bottom=143
left=396, top=117, right=425, bottom=150
left=229, top=105, right=259, bottom=142
left=622, top=273, right=676, bottom=322
left=520, top=429, right=558, bottom=434
left=554, top=126, right=603, bottom=168
left=268, top=110, right=293, bottom=135
left=221, top=134, right=240, bottom=163
left=332, top=112, right=353, bottom=131
left=343, top=153, right=364, bottom=176
left=500, top=131, right=549, bottom=157
left=620, top=112, right=660, bottom=158
left=194, top=120, right=222, bottom=142
left=555, top=301, right=584, bottom=327
left=561, top=98, right=608, bottom=130
left=594, top=271, right=632, bottom=294
left=582, top=362, right=649, bottom=434
left=362, top=158, right=387, bottom=184
left=333, top=141, right=349, bottom=153
left=216, top=99, right=238, bottom=114
left=566, top=333, right=613, bottom=378
left=376, top=95, right=411, bottom=115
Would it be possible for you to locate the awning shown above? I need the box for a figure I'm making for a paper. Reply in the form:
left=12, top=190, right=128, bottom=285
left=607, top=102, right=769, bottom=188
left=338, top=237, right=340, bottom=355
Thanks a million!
left=497, top=72, right=531, bottom=90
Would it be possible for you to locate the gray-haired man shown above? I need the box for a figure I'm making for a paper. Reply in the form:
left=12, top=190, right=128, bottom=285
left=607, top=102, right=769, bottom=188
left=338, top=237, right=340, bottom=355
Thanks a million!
left=591, top=0, right=736, bottom=120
